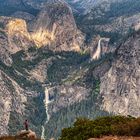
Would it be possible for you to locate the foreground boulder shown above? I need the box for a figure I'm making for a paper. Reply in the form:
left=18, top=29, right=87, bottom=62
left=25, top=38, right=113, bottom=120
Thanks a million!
left=0, top=131, right=39, bottom=140
left=16, top=130, right=37, bottom=140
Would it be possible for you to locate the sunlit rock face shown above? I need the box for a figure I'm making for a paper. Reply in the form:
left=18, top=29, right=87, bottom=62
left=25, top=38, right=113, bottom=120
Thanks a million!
left=0, top=16, right=34, bottom=66
left=6, top=18, right=34, bottom=53
left=31, top=0, right=85, bottom=51
left=100, top=31, right=140, bottom=117
left=0, top=16, right=34, bottom=51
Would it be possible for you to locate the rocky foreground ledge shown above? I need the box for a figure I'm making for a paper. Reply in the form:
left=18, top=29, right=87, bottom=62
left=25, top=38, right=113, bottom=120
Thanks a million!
left=0, top=130, right=40, bottom=140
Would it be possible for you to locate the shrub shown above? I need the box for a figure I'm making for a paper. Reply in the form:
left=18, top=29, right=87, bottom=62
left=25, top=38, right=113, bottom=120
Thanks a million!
left=59, top=116, right=140, bottom=140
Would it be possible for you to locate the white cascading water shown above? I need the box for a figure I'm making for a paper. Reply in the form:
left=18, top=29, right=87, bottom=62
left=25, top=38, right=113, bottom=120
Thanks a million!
left=92, top=38, right=110, bottom=60
left=41, top=87, right=52, bottom=139
left=92, top=38, right=102, bottom=60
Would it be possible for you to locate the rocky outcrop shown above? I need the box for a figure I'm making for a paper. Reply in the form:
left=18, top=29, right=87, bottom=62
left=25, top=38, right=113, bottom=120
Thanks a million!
left=0, top=16, right=35, bottom=66
left=6, top=18, right=33, bottom=53
left=100, top=31, right=140, bottom=117
left=16, top=130, right=37, bottom=139
left=0, top=130, right=38, bottom=140
left=31, top=0, right=84, bottom=51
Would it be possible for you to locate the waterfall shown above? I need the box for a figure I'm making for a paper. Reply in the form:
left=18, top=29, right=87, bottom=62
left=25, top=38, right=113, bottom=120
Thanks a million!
left=92, top=38, right=102, bottom=60
left=92, top=37, right=110, bottom=60
left=41, top=87, right=52, bottom=139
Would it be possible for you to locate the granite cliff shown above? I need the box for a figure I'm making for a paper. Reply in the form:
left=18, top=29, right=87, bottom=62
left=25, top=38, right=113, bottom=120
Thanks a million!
left=0, top=16, right=34, bottom=66
left=100, top=31, right=140, bottom=117
left=31, top=0, right=84, bottom=51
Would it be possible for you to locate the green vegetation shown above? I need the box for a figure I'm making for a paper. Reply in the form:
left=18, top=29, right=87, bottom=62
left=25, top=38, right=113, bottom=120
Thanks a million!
left=25, top=95, right=46, bottom=128
left=0, top=60, right=43, bottom=91
left=47, top=51, right=90, bottom=83
left=45, top=84, right=110, bottom=139
left=12, top=48, right=54, bottom=72
left=0, top=47, right=53, bottom=91
left=59, top=116, right=140, bottom=140
left=8, top=111, right=24, bottom=135
left=45, top=51, right=113, bottom=139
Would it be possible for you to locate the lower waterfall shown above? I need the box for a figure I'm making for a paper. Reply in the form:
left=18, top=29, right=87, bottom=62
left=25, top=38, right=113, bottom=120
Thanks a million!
left=41, top=87, right=52, bottom=139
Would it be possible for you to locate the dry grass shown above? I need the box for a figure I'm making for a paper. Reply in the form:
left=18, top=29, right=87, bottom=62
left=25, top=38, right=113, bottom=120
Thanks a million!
left=88, top=136, right=140, bottom=140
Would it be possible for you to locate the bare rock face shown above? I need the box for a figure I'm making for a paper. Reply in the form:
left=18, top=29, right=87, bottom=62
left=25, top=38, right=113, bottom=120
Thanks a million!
left=16, top=130, right=37, bottom=139
left=0, top=16, right=35, bottom=66
left=5, top=18, right=33, bottom=53
left=0, top=68, right=42, bottom=136
left=100, top=31, right=140, bottom=117
left=0, top=70, right=27, bottom=135
left=31, top=0, right=84, bottom=51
